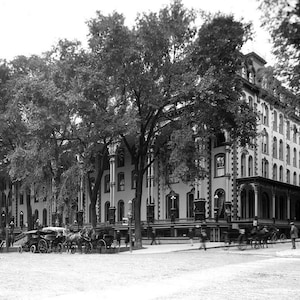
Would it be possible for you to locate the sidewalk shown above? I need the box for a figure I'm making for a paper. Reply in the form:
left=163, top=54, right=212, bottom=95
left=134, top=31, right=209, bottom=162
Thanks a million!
left=120, top=240, right=300, bottom=257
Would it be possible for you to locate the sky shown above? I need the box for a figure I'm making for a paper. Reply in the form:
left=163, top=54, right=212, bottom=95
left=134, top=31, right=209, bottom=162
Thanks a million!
left=0, top=0, right=274, bottom=64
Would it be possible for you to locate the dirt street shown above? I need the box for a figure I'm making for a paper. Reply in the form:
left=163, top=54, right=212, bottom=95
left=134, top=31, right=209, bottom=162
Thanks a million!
left=0, top=243, right=299, bottom=300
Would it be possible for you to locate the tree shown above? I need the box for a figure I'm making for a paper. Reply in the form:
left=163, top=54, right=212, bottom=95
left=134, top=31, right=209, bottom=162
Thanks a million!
left=258, top=0, right=300, bottom=93
left=86, top=1, right=256, bottom=248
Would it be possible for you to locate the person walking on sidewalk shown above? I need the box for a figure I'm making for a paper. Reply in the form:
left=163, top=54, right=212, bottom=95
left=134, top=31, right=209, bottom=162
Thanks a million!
left=290, top=222, right=298, bottom=249
left=151, top=230, right=157, bottom=245
left=199, top=228, right=207, bottom=251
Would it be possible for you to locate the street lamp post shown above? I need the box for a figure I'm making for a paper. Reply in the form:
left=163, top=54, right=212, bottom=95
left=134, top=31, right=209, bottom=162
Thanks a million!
left=128, top=200, right=133, bottom=253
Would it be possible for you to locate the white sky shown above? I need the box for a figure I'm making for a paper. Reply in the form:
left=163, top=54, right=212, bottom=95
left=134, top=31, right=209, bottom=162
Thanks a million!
left=0, top=0, right=274, bottom=64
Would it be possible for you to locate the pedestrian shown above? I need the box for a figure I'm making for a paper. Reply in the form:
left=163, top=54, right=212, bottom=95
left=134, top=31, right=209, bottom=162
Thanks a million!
left=150, top=229, right=157, bottom=245
left=116, top=230, right=121, bottom=248
left=199, top=228, right=207, bottom=251
left=188, top=228, right=194, bottom=246
left=290, top=222, right=298, bottom=249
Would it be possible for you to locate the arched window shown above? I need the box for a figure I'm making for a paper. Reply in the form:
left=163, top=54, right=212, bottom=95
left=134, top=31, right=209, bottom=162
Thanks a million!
left=262, top=129, right=268, bottom=153
left=215, top=154, right=225, bottom=177
left=273, top=137, right=277, bottom=158
left=186, top=191, right=194, bottom=218
left=287, top=145, right=290, bottom=165
left=262, top=103, right=269, bottom=126
left=131, top=170, right=137, bottom=189
left=104, top=201, right=110, bottom=222
left=104, top=174, right=110, bottom=193
left=248, top=96, right=253, bottom=108
left=166, top=192, right=179, bottom=220
left=262, top=159, right=269, bottom=178
left=117, top=200, right=124, bottom=222
left=279, top=140, right=284, bottom=160
left=279, top=114, right=284, bottom=134
left=42, top=209, right=47, bottom=226
left=273, top=164, right=277, bottom=181
left=117, top=172, right=125, bottom=191
left=286, top=121, right=290, bottom=140
left=241, top=153, right=246, bottom=177
left=273, top=110, right=278, bottom=131
left=248, top=156, right=253, bottom=176
left=287, top=169, right=290, bottom=184
left=117, top=148, right=125, bottom=167
left=293, top=148, right=297, bottom=167
left=293, top=172, right=297, bottom=185
left=293, top=125, right=297, bottom=143
left=279, top=166, right=283, bottom=182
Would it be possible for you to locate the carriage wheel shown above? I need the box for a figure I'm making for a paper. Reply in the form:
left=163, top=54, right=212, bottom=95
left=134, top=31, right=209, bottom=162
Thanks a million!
left=30, top=245, right=36, bottom=253
left=237, top=235, right=247, bottom=251
left=280, top=233, right=287, bottom=243
left=38, top=240, right=48, bottom=253
left=18, top=246, right=23, bottom=253
left=271, top=232, right=278, bottom=243
left=71, top=245, right=76, bottom=254
left=57, top=243, right=63, bottom=253
left=97, top=239, right=106, bottom=253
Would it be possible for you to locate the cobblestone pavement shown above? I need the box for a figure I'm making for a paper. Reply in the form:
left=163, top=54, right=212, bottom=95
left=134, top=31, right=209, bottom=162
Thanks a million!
left=1, top=241, right=299, bottom=300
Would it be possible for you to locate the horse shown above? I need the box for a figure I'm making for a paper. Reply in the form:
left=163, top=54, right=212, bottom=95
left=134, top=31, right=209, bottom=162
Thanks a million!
left=250, top=226, right=271, bottom=248
left=65, top=228, right=90, bottom=253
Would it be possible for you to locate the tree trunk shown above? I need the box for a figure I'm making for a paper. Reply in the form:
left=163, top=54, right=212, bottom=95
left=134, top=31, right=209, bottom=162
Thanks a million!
left=26, top=195, right=33, bottom=230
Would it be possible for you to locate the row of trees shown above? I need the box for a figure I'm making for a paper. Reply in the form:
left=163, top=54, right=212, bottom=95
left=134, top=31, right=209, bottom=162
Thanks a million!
left=0, top=1, right=259, bottom=248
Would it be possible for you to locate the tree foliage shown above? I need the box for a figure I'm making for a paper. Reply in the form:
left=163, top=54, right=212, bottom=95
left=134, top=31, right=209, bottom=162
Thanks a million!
left=259, top=0, right=300, bottom=93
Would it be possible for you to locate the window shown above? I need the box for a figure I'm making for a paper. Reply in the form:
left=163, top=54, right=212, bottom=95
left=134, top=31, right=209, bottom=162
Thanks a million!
left=131, top=170, right=137, bottom=189
left=248, top=156, right=253, bottom=176
left=215, top=154, right=225, bottom=177
left=286, top=121, right=290, bottom=140
left=262, top=103, right=269, bottom=126
left=261, top=192, right=271, bottom=219
left=214, top=189, right=225, bottom=219
left=262, top=159, right=269, bottom=178
left=273, top=110, right=277, bottom=131
left=117, top=172, right=125, bottom=191
left=293, top=125, right=297, bottom=143
left=287, top=169, right=290, bottom=184
left=117, top=148, right=125, bottom=167
left=262, top=130, right=269, bottom=154
left=279, top=166, right=283, bottom=182
left=117, top=200, right=124, bottom=222
left=293, top=148, right=297, bottom=167
left=279, top=140, right=283, bottom=160
left=104, top=174, right=110, bottom=193
left=273, top=164, right=277, bottom=181
left=293, top=172, right=297, bottom=185
left=248, top=96, right=253, bottom=108
left=279, top=114, right=284, bottom=134
left=287, top=145, right=290, bottom=165
left=273, top=137, right=277, bottom=158
left=104, top=201, right=110, bottom=222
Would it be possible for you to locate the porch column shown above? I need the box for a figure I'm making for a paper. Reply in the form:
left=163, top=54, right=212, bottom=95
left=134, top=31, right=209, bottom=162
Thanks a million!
left=254, top=184, right=259, bottom=217
left=272, top=187, right=276, bottom=219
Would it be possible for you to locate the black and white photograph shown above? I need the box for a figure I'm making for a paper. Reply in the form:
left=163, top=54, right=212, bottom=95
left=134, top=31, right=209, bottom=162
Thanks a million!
left=0, top=0, right=300, bottom=299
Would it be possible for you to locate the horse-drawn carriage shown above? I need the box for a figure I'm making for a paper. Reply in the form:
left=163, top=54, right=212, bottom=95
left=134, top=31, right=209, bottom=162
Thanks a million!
left=223, top=223, right=279, bottom=250
left=65, top=227, right=115, bottom=254
left=18, top=227, right=66, bottom=253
